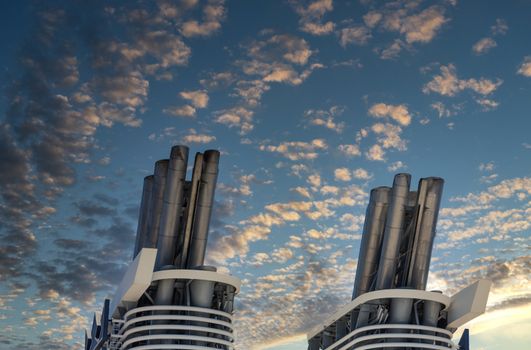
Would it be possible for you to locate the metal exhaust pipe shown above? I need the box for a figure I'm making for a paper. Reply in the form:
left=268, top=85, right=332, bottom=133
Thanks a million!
left=187, top=150, right=220, bottom=269
left=155, top=145, right=189, bottom=269
left=133, top=175, right=153, bottom=259
left=352, top=186, right=391, bottom=299
left=144, top=160, right=169, bottom=249
left=407, top=177, right=444, bottom=290
left=375, top=173, right=411, bottom=290
left=177, top=152, right=203, bottom=268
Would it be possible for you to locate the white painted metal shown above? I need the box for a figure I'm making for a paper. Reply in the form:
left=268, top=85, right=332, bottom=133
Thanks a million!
left=323, top=324, right=454, bottom=350
left=307, top=289, right=451, bottom=339
left=128, top=345, right=226, bottom=350
left=110, top=248, right=158, bottom=317
left=152, top=269, right=241, bottom=293
left=121, top=334, right=233, bottom=349
left=123, top=305, right=233, bottom=322
left=447, top=279, right=492, bottom=328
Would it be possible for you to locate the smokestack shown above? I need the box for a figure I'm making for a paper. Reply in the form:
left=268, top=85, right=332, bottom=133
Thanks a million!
left=133, top=175, right=153, bottom=259
left=176, top=152, right=203, bottom=268
left=144, top=160, right=169, bottom=249
left=155, top=146, right=189, bottom=269
left=352, top=186, right=390, bottom=299
left=187, top=150, right=220, bottom=268
left=375, top=173, right=411, bottom=290
left=407, top=177, right=444, bottom=290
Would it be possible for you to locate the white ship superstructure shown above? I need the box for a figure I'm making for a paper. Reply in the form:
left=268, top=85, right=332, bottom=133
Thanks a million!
left=307, top=174, right=491, bottom=350
left=85, top=146, right=240, bottom=350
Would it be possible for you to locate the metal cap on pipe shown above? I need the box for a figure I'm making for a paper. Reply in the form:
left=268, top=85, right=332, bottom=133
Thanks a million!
left=133, top=175, right=153, bottom=258
left=187, top=150, right=220, bottom=268
left=352, top=186, right=391, bottom=299
left=375, top=173, right=411, bottom=290
left=144, top=160, right=169, bottom=249
left=155, top=145, right=189, bottom=269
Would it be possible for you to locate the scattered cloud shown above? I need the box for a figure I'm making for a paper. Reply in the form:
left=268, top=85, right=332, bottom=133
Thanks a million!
left=305, top=105, right=345, bottom=133
left=423, top=64, right=503, bottom=96
left=180, top=90, right=209, bottom=108
left=473, top=37, right=497, bottom=55
left=517, top=56, right=531, bottom=77
left=339, top=26, right=372, bottom=47
left=290, top=0, right=335, bottom=36
left=259, top=139, right=327, bottom=160
left=368, top=103, right=412, bottom=126
left=181, top=128, right=217, bottom=144
left=163, top=105, right=197, bottom=117
left=181, top=0, right=226, bottom=37
left=338, top=144, right=361, bottom=157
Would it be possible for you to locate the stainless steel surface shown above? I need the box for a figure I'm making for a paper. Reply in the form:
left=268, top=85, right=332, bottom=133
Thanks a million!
left=352, top=186, right=391, bottom=299
left=145, top=160, right=169, bottom=249
left=375, top=173, right=411, bottom=290
left=187, top=150, right=220, bottom=268
left=133, top=175, right=153, bottom=258
left=408, top=177, right=444, bottom=290
left=189, top=266, right=217, bottom=307
left=155, top=145, right=189, bottom=269
left=178, top=152, right=203, bottom=268
left=154, top=278, right=176, bottom=305
left=335, top=318, right=347, bottom=341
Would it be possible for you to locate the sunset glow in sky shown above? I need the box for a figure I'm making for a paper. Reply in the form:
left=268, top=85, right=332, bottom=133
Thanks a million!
left=0, top=1, right=530, bottom=349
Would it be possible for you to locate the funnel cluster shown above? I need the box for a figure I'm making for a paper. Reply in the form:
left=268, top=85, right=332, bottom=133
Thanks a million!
left=352, top=174, right=444, bottom=299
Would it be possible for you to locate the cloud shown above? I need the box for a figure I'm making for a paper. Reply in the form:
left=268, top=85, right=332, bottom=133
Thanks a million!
left=215, top=107, right=254, bottom=134
left=387, top=160, right=406, bottom=172
left=371, top=123, right=407, bottom=151
left=393, top=5, right=448, bottom=44
left=490, top=18, right=508, bottom=35
left=334, top=168, right=351, bottom=181
left=363, top=11, right=382, bottom=28
left=479, top=161, right=495, bottom=172
left=473, top=37, right=497, bottom=55
left=290, top=0, right=335, bottom=36
left=339, top=26, right=372, bottom=47
left=378, top=39, right=406, bottom=60
left=380, top=5, right=448, bottom=44
left=259, top=139, right=328, bottom=160
left=181, top=0, right=226, bottom=37
left=163, top=105, right=197, bottom=117
left=305, top=105, right=345, bottom=133
left=366, top=144, right=385, bottom=161
left=368, top=103, right=412, bottom=126
left=180, top=90, right=209, bottom=108
left=338, top=144, right=361, bottom=157
left=517, top=56, right=531, bottom=77
left=181, top=129, right=216, bottom=144
left=423, top=64, right=503, bottom=96
left=352, top=168, right=372, bottom=180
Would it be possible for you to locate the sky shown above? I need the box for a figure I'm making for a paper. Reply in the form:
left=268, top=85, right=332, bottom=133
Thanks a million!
left=0, top=0, right=529, bottom=349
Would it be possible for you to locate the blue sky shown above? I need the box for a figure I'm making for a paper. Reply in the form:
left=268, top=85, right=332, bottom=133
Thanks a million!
left=0, top=1, right=529, bottom=349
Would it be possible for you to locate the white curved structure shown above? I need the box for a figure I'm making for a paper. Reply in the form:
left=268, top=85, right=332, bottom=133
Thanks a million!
left=101, top=251, right=240, bottom=350
left=307, top=174, right=492, bottom=350
left=85, top=147, right=242, bottom=350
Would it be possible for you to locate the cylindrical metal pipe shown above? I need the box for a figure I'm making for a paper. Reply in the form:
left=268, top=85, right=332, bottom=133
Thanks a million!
left=133, top=175, right=153, bottom=258
left=335, top=318, right=347, bottom=341
left=388, top=297, right=413, bottom=347
left=322, top=331, right=335, bottom=348
left=187, top=150, right=220, bottom=268
left=177, top=153, right=203, bottom=268
left=375, top=173, right=411, bottom=290
left=408, top=177, right=444, bottom=290
left=189, top=266, right=217, bottom=307
left=308, top=338, right=320, bottom=350
left=352, top=187, right=391, bottom=299
left=145, top=160, right=169, bottom=249
left=155, top=145, right=189, bottom=269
